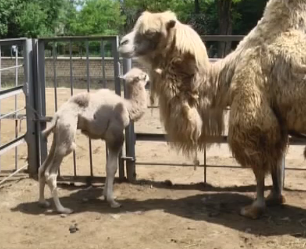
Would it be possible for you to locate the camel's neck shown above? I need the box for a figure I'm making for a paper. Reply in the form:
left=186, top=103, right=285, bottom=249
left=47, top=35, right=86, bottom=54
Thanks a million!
left=126, top=85, right=147, bottom=121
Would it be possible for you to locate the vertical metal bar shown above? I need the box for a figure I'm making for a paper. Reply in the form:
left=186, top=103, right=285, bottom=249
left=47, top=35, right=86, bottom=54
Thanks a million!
left=112, top=37, right=121, bottom=97
left=86, top=40, right=93, bottom=177
left=123, top=58, right=136, bottom=182
left=52, top=42, right=58, bottom=112
left=0, top=45, right=1, bottom=173
left=281, top=155, right=285, bottom=189
left=101, top=39, right=106, bottom=89
left=14, top=46, right=19, bottom=171
left=112, top=36, right=126, bottom=181
left=37, top=40, right=47, bottom=165
left=101, top=39, right=109, bottom=164
left=52, top=41, right=60, bottom=176
left=24, top=39, right=39, bottom=176
left=204, top=144, right=207, bottom=184
left=69, top=40, right=77, bottom=176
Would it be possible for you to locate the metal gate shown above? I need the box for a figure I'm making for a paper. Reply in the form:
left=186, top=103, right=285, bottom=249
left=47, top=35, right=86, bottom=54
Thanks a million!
left=31, top=36, right=128, bottom=183
left=0, top=38, right=38, bottom=185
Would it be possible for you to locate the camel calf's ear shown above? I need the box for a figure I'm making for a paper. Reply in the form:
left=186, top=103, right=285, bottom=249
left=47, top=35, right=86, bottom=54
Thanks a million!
left=167, top=20, right=176, bottom=30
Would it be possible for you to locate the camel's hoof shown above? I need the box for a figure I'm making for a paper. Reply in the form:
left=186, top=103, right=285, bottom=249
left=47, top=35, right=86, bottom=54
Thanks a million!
left=38, top=200, right=51, bottom=208
left=103, top=195, right=117, bottom=201
left=266, top=194, right=286, bottom=206
left=57, top=207, right=74, bottom=214
left=240, top=205, right=264, bottom=220
left=110, top=201, right=122, bottom=209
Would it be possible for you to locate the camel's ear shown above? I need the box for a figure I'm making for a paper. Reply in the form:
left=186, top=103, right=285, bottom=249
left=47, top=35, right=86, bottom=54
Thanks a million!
left=167, top=20, right=176, bottom=30
left=119, top=75, right=125, bottom=80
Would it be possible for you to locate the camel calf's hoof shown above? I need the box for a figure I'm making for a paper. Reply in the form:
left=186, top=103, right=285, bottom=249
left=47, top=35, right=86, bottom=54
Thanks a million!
left=266, top=194, right=286, bottom=206
left=38, top=200, right=51, bottom=208
left=57, top=207, right=74, bottom=214
left=110, top=201, right=122, bottom=208
left=240, top=205, right=264, bottom=220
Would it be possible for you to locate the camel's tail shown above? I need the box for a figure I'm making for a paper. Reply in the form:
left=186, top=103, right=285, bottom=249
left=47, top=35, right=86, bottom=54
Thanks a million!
left=41, top=116, right=58, bottom=138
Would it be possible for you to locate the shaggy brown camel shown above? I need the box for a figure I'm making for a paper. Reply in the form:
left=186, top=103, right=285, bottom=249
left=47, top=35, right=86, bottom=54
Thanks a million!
left=118, top=0, right=306, bottom=219
left=38, top=68, right=149, bottom=214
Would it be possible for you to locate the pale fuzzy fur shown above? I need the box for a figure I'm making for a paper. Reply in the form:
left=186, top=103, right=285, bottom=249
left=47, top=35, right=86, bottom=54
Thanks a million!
left=38, top=68, right=148, bottom=214
left=119, top=0, right=306, bottom=219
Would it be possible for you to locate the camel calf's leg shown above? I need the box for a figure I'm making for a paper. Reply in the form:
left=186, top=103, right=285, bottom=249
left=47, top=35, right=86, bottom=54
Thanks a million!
left=38, top=135, right=56, bottom=208
left=45, top=154, right=74, bottom=214
left=45, top=119, right=77, bottom=214
left=104, top=128, right=124, bottom=208
left=104, top=148, right=121, bottom=208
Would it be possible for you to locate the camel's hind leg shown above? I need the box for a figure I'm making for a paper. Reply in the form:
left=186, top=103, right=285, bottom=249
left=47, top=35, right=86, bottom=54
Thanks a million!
left=45, top=119, right=77, bottom=214
left=266, top=156, right=286, bottom=206
left=240, top=170, right=266, bottom=219
left=45, top=153, right=73, bottom=214
left=228, top=89, right=287, bottom=219
left=38, top=136, right=56, bottom=208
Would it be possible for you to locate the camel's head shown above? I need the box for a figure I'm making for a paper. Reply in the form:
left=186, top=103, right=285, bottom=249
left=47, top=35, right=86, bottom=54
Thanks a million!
left=118, top=10, right=177, bottom=61
left=120, top=67, right=150, bottom=88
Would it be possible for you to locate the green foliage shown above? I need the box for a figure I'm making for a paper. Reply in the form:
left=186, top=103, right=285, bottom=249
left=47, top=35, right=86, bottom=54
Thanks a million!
left=68, top=0, right=125, bottom=35
left=0, top=0, right=22, bottom=38
left=0, top=0, right=269, bottom=41
left=18, top=2, right=50, bottom=37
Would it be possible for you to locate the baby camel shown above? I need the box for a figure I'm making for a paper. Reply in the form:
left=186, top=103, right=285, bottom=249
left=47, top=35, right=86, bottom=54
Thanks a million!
left=38, top=67, right=149, bottom=214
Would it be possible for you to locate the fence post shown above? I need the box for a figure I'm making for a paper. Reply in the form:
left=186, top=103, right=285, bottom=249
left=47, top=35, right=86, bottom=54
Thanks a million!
left=281, top=155, right=286, bottom=189
left=35, top=40, right=48, bottom=164
left=123, top=58, right=136, bottom=182
left=112, top=36, right=126, bottom=181
left=24, top=39, right=39, bottom=177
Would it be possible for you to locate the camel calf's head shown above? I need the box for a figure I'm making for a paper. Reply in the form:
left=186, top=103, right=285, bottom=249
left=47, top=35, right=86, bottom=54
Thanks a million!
left=120, top=67, right=150, bottom=88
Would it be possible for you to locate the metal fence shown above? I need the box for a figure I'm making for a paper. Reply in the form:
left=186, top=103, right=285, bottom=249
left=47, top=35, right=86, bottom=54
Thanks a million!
left=0, top=38, right=37, bottom=185
left=0, top=35, right=305, bottom=188
left=34, top=36, right=125, bottom=183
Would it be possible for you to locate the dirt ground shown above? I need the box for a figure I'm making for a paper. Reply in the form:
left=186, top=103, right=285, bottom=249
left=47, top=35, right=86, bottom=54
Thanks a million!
left=1, top=88, right=306, bottom=249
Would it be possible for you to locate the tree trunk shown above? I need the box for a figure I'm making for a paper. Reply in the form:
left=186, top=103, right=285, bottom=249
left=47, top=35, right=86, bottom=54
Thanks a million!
left=194, top=0, right=200, bottom=14
left=217, top=0, right=233, bottom=58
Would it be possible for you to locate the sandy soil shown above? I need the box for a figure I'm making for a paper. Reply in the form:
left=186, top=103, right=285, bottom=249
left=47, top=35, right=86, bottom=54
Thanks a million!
left=1, top=88, right=306, bottom=249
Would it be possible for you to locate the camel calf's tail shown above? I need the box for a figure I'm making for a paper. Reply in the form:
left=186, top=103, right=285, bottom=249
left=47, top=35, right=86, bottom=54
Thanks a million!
left=41, top=116, right=58, bottom=138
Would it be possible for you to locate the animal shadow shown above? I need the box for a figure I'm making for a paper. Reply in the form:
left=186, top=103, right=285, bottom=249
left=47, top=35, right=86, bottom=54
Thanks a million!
left=11, top=182, right=306, bottom=238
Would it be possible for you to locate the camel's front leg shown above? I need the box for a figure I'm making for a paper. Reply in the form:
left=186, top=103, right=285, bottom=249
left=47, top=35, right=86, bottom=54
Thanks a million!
left=104, top=147, right=121, bottom=208
left=240, top=171, right=266, bottom=219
